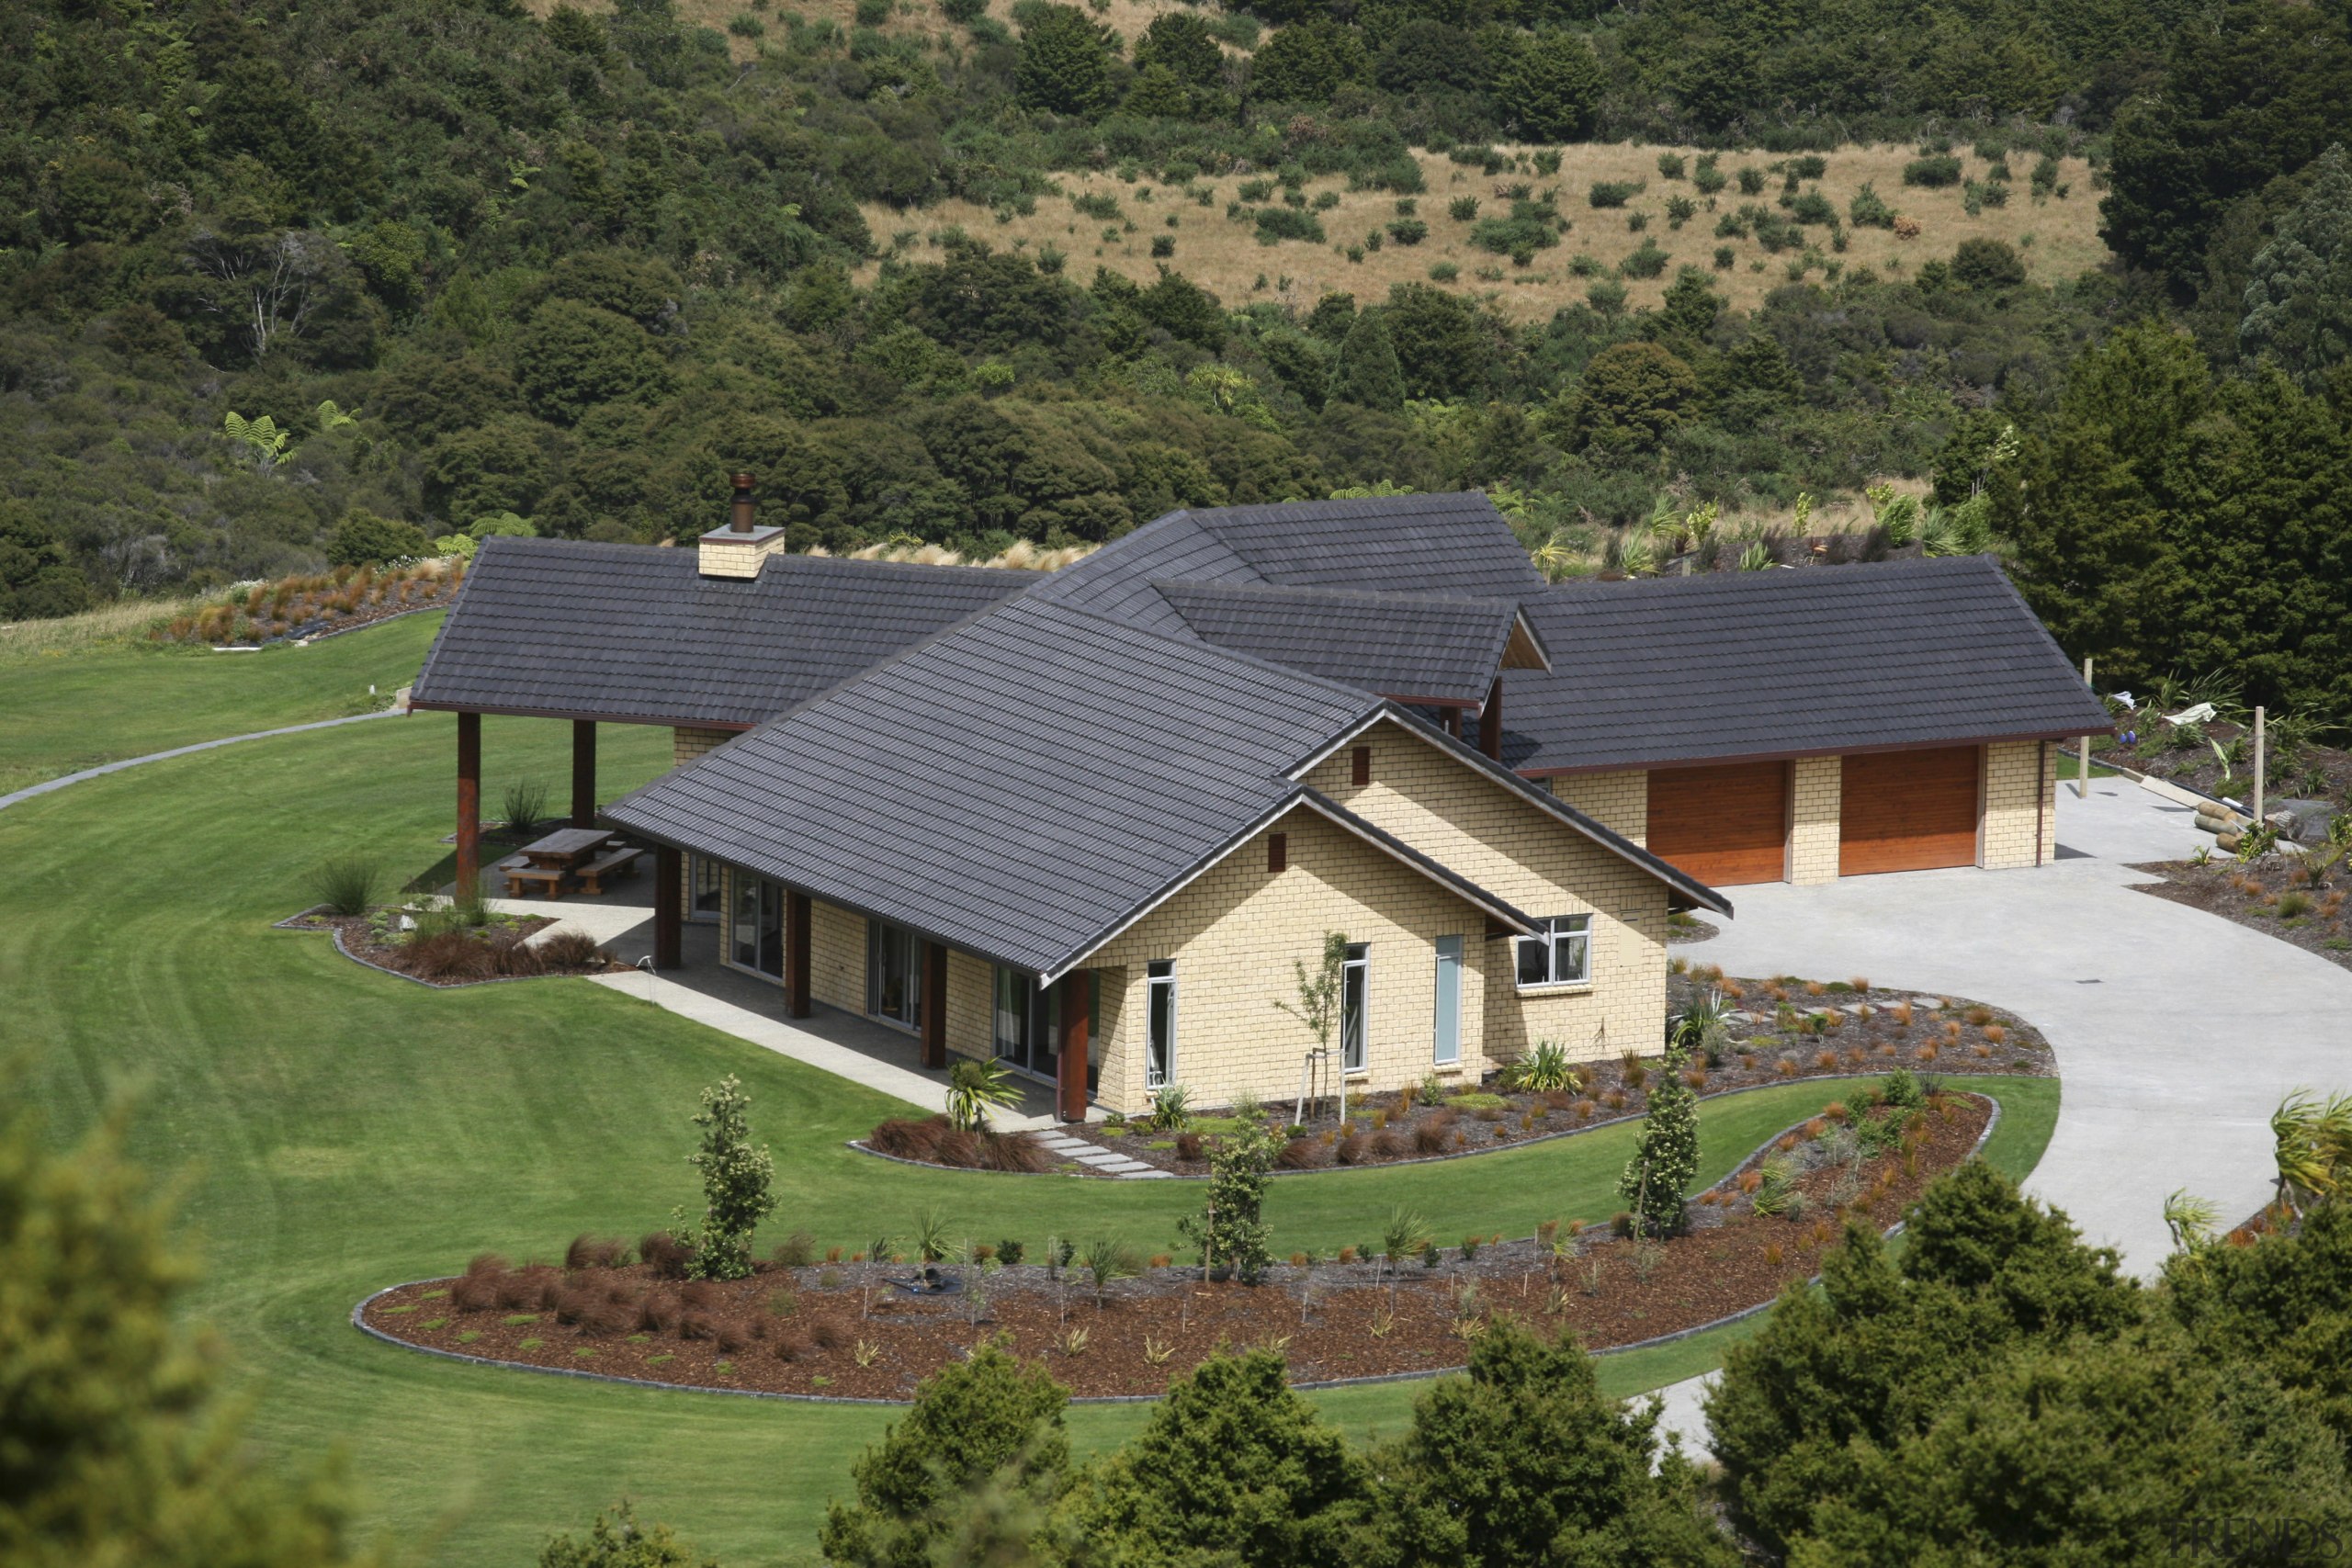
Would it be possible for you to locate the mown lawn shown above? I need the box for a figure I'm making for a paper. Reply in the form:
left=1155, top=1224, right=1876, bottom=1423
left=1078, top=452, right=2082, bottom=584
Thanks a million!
left=0, top=610, right=443, bottom=794
left=0, top=656, right=2057, bottom=1567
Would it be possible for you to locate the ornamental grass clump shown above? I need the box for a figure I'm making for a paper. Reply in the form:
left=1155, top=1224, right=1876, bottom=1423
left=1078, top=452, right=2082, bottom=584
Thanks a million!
left=307, top=854, right=384, bottom=917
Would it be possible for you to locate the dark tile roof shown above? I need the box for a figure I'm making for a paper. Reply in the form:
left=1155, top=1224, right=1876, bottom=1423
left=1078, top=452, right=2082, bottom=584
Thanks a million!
left=1502, top=556, right=2112, bottom=774
left=602, top=595, right=1383, bottom=976
left=1153, top=581, right=1527, bottom=707
left=602, top=593, right=1720, bottom=976
left=1033, top=491, right=1544, bottom=630
left=409, top=538, right=1036, bottom=727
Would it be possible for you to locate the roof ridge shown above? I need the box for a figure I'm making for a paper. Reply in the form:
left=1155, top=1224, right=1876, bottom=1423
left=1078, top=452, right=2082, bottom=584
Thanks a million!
left=1149, top=577, right=1528, bottom=609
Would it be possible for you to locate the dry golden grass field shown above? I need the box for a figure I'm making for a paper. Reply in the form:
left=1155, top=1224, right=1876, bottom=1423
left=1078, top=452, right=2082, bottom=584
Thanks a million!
left=537, top=0, right=1214, bottom=57
left=861, top=142, right=2105, bottom=321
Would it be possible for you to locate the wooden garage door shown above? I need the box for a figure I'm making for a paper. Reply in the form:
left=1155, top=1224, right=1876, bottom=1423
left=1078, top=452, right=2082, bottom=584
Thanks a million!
left=1647, top=761, right=1790, bottom=886
left=1839, top=747, right=1982, bottom=875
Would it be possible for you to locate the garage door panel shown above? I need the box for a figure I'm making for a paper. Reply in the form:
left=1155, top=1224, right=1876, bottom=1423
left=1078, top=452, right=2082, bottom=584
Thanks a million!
left=1839, top=747, right=1981, bottom=875
left=1647, top=761, right=1789, bottom=886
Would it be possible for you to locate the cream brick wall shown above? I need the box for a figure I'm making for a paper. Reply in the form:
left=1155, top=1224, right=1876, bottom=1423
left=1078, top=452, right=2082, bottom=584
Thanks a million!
left=695, top=528, right=789, bottom=579
left=673, top=726, right=734, bottom=766
left=1981, top=740, right=2049, bottom=870
left=1092, top=969, right=1128, bottom=1109
left=1301, top=718, right=1668, bottom=1073
left=808, top=896, right=866, bottom=1016
left=944, top=950, right=993, bottom=1060
left=1080, top=809, right=1500, bottom=1115
left=2038, top=741, right=2058, bottom=862
left=1548, top=769, right=1648, bottom=844
left=1790, top=755, right=1842, bottom=885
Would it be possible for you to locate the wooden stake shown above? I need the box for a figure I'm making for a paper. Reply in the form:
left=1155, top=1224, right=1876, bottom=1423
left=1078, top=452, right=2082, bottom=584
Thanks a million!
left=2078, top=656, right=2095, bottom=798
left=2255, top=705, right=2267, bottom=825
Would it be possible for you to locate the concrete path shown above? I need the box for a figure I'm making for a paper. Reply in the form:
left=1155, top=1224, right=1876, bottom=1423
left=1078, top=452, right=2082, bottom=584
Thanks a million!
left=1645, top=775, right=2352, bottom=1457
left=0, top=708, right=403, bottom=814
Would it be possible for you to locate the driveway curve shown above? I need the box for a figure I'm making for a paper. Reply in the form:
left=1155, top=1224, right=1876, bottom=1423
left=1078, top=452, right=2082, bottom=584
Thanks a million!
left=1686, top=778, right=2351, bottom=1275
left=1651, top=776, right=2352, bottom=1453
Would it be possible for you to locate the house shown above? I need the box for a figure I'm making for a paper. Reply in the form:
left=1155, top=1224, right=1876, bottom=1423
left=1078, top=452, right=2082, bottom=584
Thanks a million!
left=408, top=485, right=2105, bottom=1119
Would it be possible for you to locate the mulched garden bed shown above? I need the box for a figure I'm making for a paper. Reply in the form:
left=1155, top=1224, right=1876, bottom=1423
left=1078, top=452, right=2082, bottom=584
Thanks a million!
left=278, top=906, right=628, bottom=987
left=2104, top=714, right=2352, bottom=809
left=924, top=966, right=2045, bottom=1179
left=2132, top=858, right=2352, bottom=974
left=359, top=1089, right=1991, bottom=1401
left=153, top=561, right=464, bottom=649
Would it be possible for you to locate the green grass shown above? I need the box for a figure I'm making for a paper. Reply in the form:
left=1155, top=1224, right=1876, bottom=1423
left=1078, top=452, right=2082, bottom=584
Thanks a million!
left=0, top=680, right=2059, bottom=1566
left=0, top=610, right=443, bottom=794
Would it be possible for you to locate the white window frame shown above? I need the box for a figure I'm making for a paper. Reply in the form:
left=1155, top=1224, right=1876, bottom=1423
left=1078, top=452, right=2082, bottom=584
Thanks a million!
left=1146, top=961, right=1177, bottom=1089
left=1340, top=942, right=1369, bottom=1074
left=1515, top=915, right=1592, bottom=992
left=1431, top=934, right=1463, bottom=1066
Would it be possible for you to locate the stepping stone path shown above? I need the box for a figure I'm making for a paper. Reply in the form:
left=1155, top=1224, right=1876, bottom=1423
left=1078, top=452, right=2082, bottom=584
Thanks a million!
left=1032, top=1130, right=1174, bottom=1179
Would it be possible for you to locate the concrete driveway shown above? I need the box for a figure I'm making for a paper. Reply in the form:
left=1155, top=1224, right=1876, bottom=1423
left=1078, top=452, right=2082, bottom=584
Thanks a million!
left=1689, top=775, right=2350, bottom=1274
left=1647, top=775, right=2352, bottom=1452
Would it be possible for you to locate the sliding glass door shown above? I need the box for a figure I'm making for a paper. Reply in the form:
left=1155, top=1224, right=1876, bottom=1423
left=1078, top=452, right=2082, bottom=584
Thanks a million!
left=730, top=875, right=784, bottom=978
left=991, top=967, right=1060, bottom=1080
left=867, top=919, right=923, bottom=1028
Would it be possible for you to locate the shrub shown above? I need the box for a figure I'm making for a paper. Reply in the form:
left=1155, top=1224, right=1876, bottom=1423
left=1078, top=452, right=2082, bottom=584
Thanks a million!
left=1386, top=218, right=1428, bottom=245
left=996, top=1238, right=1025, bottom=1266
left=1072, top=191, right=1121, bottom=220
left=1173, top=1131, right=1204, bottom=1160
left=1736, top=166, right=1766, bottom=195
left=1693, top=161, right=1727, bottom=196
left=1849, top=182, right=1895, bottom=228
left=1619, top=240, right=1669, bottom=278
left=1790, top=190, right=1836, bottom=226
left=1252, top=206, right=1325, bottom=244
left=1447, top=195, right=1480, bottom=222
left=307, top=854, right=383, bottom=917
left=535, top=929, right=605, bottom=970
left=1903, top=155, right=1963, bottom=187
left=405, top=930, right=496, bottom=983
left=770, top=1230, right=817, bottom=1268
left=1589, top=180, right=1643, bottom=208
left=1657, top=152, right=1686, bottom=179
left=1713, top=245, right=1736, bottom=270
left=1506, top=1041, right=1578, bottom=1093
left=978, top=1130, right=1050, bottom=1172
left=1666, top=194, right=1695, bottom=227
left=1149, top=234, right=1174, bottom=257
left=1428, top=261, right=1459, bottom=281
left=870, top=1117, right=944, bottom=1160
left=639, top=1230, right=693, bottom=1280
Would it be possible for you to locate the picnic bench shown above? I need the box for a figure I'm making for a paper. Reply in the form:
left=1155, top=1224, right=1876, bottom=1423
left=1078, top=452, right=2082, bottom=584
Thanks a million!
left=572, top=845, right=643, bottom=897
left=500, top=828, right=632, bottom=899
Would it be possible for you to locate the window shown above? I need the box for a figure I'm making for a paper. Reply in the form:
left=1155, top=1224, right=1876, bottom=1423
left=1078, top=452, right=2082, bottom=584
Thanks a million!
left=1431, top=935, right=1463, bottom=1065
left=1340, top=942, right=1368, bottom=1072
left=688, top=855, right=724, bottom=922
left=1516, top=916, right=1591, bottom=988
left=1146, top=961, right=1176, bottom=1089
left=866, top=919, right=923, bottom=1028
left=992, top=967, right=1059, bottom=1081
left=730, top=875, right=785, bottom=978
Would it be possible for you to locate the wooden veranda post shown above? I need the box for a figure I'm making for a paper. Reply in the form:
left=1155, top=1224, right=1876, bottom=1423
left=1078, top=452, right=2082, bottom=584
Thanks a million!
left=1058, top=973, right=1090, bottom=1122
left=653, top=845, right=682, bottom=969
left=786, top=891, right=812, bottom=1018
left=922, top=942, right=948, bottom=1070
left=456, top=710, right=481, bottom=901
left=571, top=719, right=597, bottom=828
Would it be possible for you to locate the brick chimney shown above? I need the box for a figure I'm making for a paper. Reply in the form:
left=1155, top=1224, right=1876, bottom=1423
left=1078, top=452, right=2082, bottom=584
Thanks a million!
left=698, top=473, right=786, bottom=578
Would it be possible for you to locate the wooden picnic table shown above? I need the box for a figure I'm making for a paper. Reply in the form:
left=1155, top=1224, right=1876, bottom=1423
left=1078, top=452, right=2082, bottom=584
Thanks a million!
left=519, top=827, right=611, bottom=870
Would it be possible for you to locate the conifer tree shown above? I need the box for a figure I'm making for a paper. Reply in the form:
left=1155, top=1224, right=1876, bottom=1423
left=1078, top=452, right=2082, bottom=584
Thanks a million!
left=1619, top=1021, right=1699, bottom=1237
left=1327, top=311, right=1405, bottom=412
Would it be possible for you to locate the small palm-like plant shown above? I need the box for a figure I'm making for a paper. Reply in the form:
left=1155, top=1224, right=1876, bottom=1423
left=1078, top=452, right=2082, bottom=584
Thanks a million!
left=1506, top=1040, right=1578, bottom=1094
left=2272, top=1091, right=2334, bottom=1216
left=1380, top=1206, right=1427, bottom=1279
left=1146, top=1082, right=1192, bottom=1133
left=910, top=1207, right=951, bottom=1264
left=2163, top=1189, right=2221, bottom=1258
left=1078, top=1236, right=1139, bottom=1308
left=945, top=1057, right=1022, bottom=1133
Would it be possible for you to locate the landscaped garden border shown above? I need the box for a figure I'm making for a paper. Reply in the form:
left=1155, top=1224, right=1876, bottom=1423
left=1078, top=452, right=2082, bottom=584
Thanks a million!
left=858, top=968, right=2050, bottom=1179
left=276, top=904, right=627, bottom=989
left=356, top=1079, right=2001, bottom=1404
left=2132, top=857, right=2352, bottom=975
